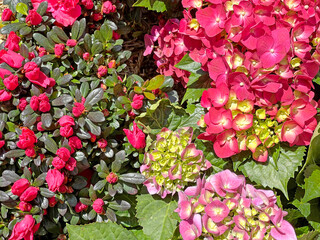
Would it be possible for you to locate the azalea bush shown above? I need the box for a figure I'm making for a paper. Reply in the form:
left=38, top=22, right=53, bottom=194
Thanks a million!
left=0, top=0, right=320, bottom=239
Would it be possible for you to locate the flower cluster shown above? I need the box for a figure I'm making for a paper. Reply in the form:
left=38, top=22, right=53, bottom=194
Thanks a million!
left=176, top=170, right=296, bottom=240
left=141, top=127, right=211, bottom=198
left=0, top=1, right=176, bottom=238
left=199, top=77, right=317, bottom=161
left=144, top=20, right=191, bottom=86
left=145, top=0, right=320, bottom=88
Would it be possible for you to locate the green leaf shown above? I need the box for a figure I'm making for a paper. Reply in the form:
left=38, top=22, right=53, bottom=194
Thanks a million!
left=41, top=113, right=52, bottom=128
left=91, top=42, right=103, bottom=55
left=71, top=20, right=80, bottom=40
left=57, top=74, right=72, bottom=85
left=52, top=94, right=73, bottom=106
left=67, top=222, right=136, bottom=240
left=298, top=231, right=320, bottom=240
left=4, top=149, right=25, bottom=158
left=133, top=0, right=167, bottom=12
left=137, top=99, right=202, bottom=135
left=131, top=230, right=152, bottom=240
left=44, top=135, right=58, bottom=154
left=16, top=3, right=28, bottom=15
left=52, top=26, right=68, bottom=42
left=84, top=88, right=104, bottom=108
left=87, top=112, right=105, bottom=123
left=238, top=145, right=306, bottom=199
left=146, top=75, right=165, bottom=91
left=136, top=194, right=178, bottom=240
left=100, top=23, right=113, bottom=42
left=0, top=23, right=26, bottom=34
left=4, top=0, right=29, bottom=12
left=143, top=92, right=156, bottom=100
left=302, top=170, right=320, bottom=203
left=33, top=33, right=54, bottom=53
left=119, top=173, right=145, bottom=184
left=181, top=88, right=205, bottom=104
left=78, top=18, right=86, bottom=39
left=85, top=119, right=101, bottom=136
left=175, top=53, right=201, bottom=73
left=36, top=1, right=48, bottom=15
left=298, top=121, right=320, bottom=184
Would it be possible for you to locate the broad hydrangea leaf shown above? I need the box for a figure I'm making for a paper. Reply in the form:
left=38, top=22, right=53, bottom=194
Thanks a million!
left=302, top=170, right=320, bottom=203
left=136, top=194, right=179, bottom=240
left=67, top=222, right=137, bottom=240
left=238, top=145, right=306, bottom=199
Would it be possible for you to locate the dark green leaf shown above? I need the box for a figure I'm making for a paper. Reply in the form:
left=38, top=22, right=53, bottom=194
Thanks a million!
left=84, top=88, right=104, bottom=107
left=119, top=173, right=145, bottom=184
left=52, top=94, right=73, bottom=106
left=87, top=112, right=105, bottom=123
left=52, top=26, right=68, bottom=42
left=2, top=170, right=20, bottom=183
left=108, top=200, right=131, bottom=211
left=5, top=149, right=25, bottom=158
left=41, top=113, right=52, bottom=128
left=57, top=74, right=72, bottom=85
left=40, top=188, right=55, bottom=198
left=85, top=119, right=101, bottom=136
left=36, top=1, right=48, bottom=15
left=0, top=23, right=26, bottom=34
left=33, top=33, right=54, bottom=53
left=44, top=135, right=58, bottom=154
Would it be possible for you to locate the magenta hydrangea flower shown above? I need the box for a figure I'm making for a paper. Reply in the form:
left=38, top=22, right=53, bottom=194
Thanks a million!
left=176, top=170, right=297, bottom=240
left=140, top=127, right=211, bottom=198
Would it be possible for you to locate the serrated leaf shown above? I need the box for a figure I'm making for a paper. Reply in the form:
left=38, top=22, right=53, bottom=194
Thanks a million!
left=298, top=231, right=320, bottom=240
left=136, top=194, right=178, bottom=240
left=133, top=0, right=167, bottom=12
left=238, top=145, right=306, bottom=199
left=302, top=170, right=320, bottom=203
left=175, top=53, right=201, bottom=73
left=181, top=88, right=205, bottom=104
left=298, top=122, right=320, bottom=184
left=67, top=221, right=137, bottom=240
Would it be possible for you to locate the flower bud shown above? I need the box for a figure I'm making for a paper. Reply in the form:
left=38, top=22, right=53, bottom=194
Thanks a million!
left=106, top=172, right=118, bottom=184
left=12, top=179, right=30, bottom=196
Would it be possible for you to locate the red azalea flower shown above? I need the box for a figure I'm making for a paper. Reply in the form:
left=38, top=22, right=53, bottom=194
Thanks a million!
left=46, top=169, right=64, bottom=192
left=8, top=215, right=40, bottom=240
left=5, top=32, right=20, bottom=52
left=26, top=9, right=42, bottom=25
left=123, top=122, right=146, bottom=149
